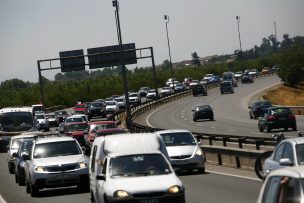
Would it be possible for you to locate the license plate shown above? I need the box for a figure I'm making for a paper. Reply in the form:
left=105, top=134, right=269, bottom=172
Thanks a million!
left=279, top=117, right=286, bottom=120
left=140, top=199, right=159, bottom=203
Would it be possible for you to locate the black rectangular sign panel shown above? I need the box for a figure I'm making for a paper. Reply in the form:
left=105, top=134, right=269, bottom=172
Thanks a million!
left=59, top=49, right=85, bottom=72
left=87, top=43, right=137, bottom=69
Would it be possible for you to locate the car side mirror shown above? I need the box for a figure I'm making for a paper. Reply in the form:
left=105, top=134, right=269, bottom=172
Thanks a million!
left=192, top=110, right=195, bottom=112
left=22, top=154, right=30, bottom=160
left=279, top=158, right=293, bottom=166
left=96, top=174, right=106, bottom=181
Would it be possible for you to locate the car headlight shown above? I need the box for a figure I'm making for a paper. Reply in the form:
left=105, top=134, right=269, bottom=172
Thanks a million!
left=113, top=190, right=130, bottom=198
left=34, top=166, right=45, bottom=173
left=168, top=185, right=182, bottom=194
left=195, top=148, right=203, bottom=156
left=77, top=162, right=87, bottom=169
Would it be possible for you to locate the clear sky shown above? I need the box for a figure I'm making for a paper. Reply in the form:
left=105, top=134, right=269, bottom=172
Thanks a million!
left=1, top=0, right=303, bottom=82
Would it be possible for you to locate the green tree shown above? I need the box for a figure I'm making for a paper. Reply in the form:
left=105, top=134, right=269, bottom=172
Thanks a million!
left=191, top=52, right=201, bottom=66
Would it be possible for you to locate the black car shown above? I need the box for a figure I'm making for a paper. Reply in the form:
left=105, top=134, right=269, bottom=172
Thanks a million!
left=241, top=75, right=254, bottom=84
left=192, top=84, right=207, bottom=96
left=249, top=101, right=272, bottom=119
left=54, top=110, right=69, bottom=124
left=192, top=105, right=214, bottom=121
left=258, top=107, right=297, bottom=133
left=87, top=102, right=106, bottom=120
left=14, top=138, right=34, bottom=186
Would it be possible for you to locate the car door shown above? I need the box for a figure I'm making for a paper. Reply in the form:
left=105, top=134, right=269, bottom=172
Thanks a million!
left=263, top=143, right=286, bottom=175
left=97, top=158, right=108, bottom=203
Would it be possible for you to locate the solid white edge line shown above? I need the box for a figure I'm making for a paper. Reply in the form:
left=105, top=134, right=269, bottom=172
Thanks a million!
left=0, top=195, right=7, bottom=203
left=146, top=106, right=166, bottom=128
left=206, top=170, right=262, bottom=182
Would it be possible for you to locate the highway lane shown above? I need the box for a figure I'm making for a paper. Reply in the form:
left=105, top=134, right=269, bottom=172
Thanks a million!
left=141, top=75, right=304, bottom=138
left=0, top=152, right=262, bottom=203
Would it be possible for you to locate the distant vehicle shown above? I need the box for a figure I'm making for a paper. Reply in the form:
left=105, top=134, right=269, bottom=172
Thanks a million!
left=32, top=104, right=45, bottom=115
left=0, top=107, right=34, bottom=152
left=137, top=87, right=150, bottom=97
left=35, top=113, right=49, bottom=131
left=234, top=71, right=243, bottom=79
left=262, top=136, right=304, bottom=178
left=200, top=78, right=210, bottom=86
left=105, top=101, right=119, bottom=114
left=114, top=96, right=126, bottom=109
left=87, top=102, right=106, bottom=119
left=203, top=73, right=214, bottom=80
left=54, top=110, right=69, bottom=124
left=220, top=81, right=234, bottom=94
left=62, top=122, right=88, bottom=146
left=166, top=78, right=178, bottom=86
left=261, top=67, right=271, bottom=75
left=89, top=133, right=185, bottom=203
left=192, top=105, right=214, bottom=121
left=249, top=101, right=272, bottom=119
left=146, top=89, right=157, bottom=100
left=222, top=72, right=237, bottom=87
left=159, top=86, right=174, bottom=97
left=183, top=77, right=193, bottom=86
left=155, top=129, right=205, bottom=174
left=24, top=136, right=89, bottom=196
left=59, top=115, right=88, bottom=133
left=174, top=83, right=187, bottom=92
left=209, top=75, right=220, bottom=84
left=94, top=99, right=105, bottom=104
left=128, top=92, right=141, bottom=105
left=45, top=113, right=57, bottom=127
left=257, top=166, right=304, bottom=203
left=258, top=107, right=297, bottom=132
left=248, top=69, right=259, bottom=77
left=192, top=84, right=207, bottom=96
left=73, top=103, right=88, bottom=115
left=241, top=75, right=254, bottom=84
left=189, top=80, right=199, bottom=88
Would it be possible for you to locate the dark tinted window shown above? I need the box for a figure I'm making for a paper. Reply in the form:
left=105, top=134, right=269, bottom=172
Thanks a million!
left=160, top=132, right=196, bottom=146
left=296, top=144, right=304, bottom=165
left=33, top=141, right=82, bottom=158
left=0, top=112, right=33, bottom=132
left=64, top=123, right=88, bottom=132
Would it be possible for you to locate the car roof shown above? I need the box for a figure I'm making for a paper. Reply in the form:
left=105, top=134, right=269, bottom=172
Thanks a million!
left=94, top=133, right=163, bottom=156
left=35, top=136, right=75, bottom=144
left=155, top=129, right=192, bottom=135
left=282, top=137, right=304, bottom=145
left=89, top=121, right=115, bottom=125
left=266, top=165, right=304, bottom=178
left=11, top=134, right=37, bottom=140
left=64, top=122, right=88, bottom=126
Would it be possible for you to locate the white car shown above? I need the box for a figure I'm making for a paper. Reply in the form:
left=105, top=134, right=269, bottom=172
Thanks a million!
left=257, top=166, right=304, bottom=203
left=159, top=86, right=174, bottom=97
left=166, top=78, right=178, bottom=86
left=248, top=69, right=259, bottom=77
left=24, top=136, right=89, bottom=197
left=89, top=133, right=185, bottom=203
left=35, top=113, right=49, bottom=131
left=262, top=136, right=304, bottom=178
left=105, top=101, right=119, bottom=113
left=146, top=89, right=157, bottom=100
left=128, top=92, right=141, bottom=105
left=114, top=96, right=126, bottom=109
left=203, top=73, right=214, bottom=80
left=155, top=129, right=205, bottom=174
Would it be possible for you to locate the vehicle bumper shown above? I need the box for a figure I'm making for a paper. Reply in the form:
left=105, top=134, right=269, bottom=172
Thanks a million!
left=171, top=155, right=205, bottom=171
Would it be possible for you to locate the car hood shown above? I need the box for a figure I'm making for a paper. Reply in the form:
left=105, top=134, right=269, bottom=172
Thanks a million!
left=65, top=131, right=85, bottom=137
left=109, top=174, right=182, bottom=193
left=33, top=154, right=86, bottom=166
left=166, top=145, right=197, bottom=157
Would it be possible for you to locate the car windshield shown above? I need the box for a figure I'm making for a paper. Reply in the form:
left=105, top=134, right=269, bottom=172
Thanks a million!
left=110, top=154, right=171, bottom=177
left=256, top=102, right=272, bottom=108
left=197, top=106, right=211, bottom=111
left=18, top=139, right=34, bottom=155
left=36, top=115, right=45, bottom=119
left=94, top=123, right=117, bottom=130
left=65, top=117, right=83, bottom=123
left=0, top=112, right=33, bottom=132
left=11, top=138, right=23, bottom=149
left=90, top=103, right=103, bottom=108
left=55, top=111, right=68, bottom=116
left=46, top=114, right=55, bottom=119
left=75, top=104, right=85, bottom=108
left=160, top=132, right=196, bottom=146
left=129, top=93, right=137, bottom=97
left=221, top=82, right=231, bottom=87
left=106, top=102, right=116, bottom=106
left=33, top=141, right=82, bottom=158
left=64, top=123, right=88, bottom=132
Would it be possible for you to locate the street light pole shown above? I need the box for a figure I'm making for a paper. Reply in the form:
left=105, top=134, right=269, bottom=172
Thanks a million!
left=236, top=16, right=243, bottom=64
left=112, top=0, right=131, bottom=128
left=164, top=15, right=175, bottom=90
left=273, top=21, right=277, bottom=40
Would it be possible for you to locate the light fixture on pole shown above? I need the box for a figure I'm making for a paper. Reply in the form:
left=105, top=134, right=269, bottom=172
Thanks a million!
left=164, top=15, right=175, bottom=91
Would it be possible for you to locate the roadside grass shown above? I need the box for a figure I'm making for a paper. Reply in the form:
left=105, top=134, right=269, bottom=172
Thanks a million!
left=263, top=83, right=304, bottom=106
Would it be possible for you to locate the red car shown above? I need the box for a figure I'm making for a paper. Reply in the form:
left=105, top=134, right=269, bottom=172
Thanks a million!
left=62, top=122, right=88, bottom=146
left=85, top=121, right=120, bottom=148
left=73, top=103, right=88, bottom=114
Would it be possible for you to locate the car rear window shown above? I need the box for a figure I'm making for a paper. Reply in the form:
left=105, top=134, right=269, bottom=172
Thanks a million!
left=160, top=132, right=196, bottom=146
left=270, top=108, right=292, bottom=115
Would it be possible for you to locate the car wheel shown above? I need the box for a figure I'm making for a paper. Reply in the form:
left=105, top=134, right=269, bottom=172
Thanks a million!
left=15, top=174, right=19, bottom=183
left=90, top=191, right=96, bottom=203
left=284, top=127, right=288, bottom=131
left=293, top=125, right=297, bottom=131
left=249, top=113, right=253, bottom=119
left=18, top=175, right=25, bottom=186
left=253, top=115, right=257, bottom=119
left=259, top=127, right=264, bottom=132
left=193, top=118, right=197, bottom=122
left=266, top=125, right=271, bottom=133
left=30, top=183, right=39, bottom=197
left=197, top=167, right=205, bottom=174
left=8, top=165, right=14, bottom=174
left=210, top=116, right=214, bottom=121
left=26, top=181, right=30, bottom=193
left=221, top=91, right=223, bottom=94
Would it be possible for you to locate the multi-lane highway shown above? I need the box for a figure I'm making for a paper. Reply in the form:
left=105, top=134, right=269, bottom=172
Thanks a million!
left=137, top=75, right=304, bottom=138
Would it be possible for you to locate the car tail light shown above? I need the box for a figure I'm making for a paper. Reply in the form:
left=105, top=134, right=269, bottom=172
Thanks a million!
left=267, top=115, right=276, bottom=121
left=288, top=115, right=295, bottom=120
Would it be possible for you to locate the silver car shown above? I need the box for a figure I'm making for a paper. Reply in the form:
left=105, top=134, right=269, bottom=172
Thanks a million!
left=155, top=129, right=205, bottom=174
left=24, top=136, right=89, bottom=197
left=263, top=136, right=304, bottom=178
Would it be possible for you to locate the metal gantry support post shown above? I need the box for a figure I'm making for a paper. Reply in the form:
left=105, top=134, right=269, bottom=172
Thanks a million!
left=150, top=47, right=159, bottom=99
left=37, top=61, right=45, bottom=105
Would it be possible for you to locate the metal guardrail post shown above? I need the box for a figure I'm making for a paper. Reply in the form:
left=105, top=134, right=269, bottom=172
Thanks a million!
left=236, top=157, right=241, bottom=168
left=218, top=154, right=222, bottom=165
left=238, top=138, right=245, bottom=148
left=209, top=136, right=214, bottom=145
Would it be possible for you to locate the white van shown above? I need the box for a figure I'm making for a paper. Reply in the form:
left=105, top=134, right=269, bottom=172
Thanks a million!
left=89, top=133, right=185, bottom=203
